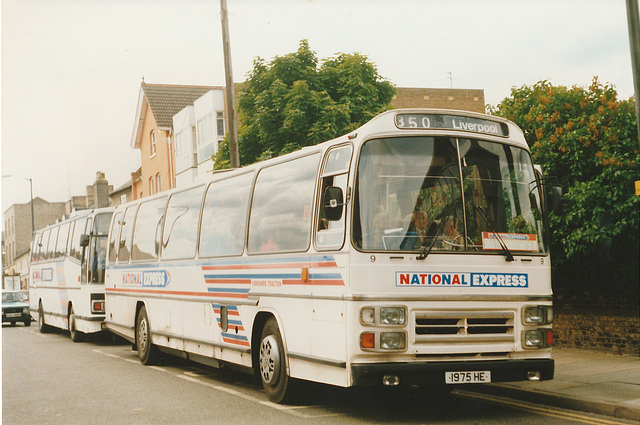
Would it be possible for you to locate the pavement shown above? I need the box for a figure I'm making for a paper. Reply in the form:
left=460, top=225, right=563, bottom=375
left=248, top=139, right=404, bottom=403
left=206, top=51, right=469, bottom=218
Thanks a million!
left=473, top=347, right=640, bottom=422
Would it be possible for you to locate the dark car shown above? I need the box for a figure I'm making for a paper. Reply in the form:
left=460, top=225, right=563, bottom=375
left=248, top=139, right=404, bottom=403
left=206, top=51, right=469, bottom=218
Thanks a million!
left=2, top=290, right=31, bottom=326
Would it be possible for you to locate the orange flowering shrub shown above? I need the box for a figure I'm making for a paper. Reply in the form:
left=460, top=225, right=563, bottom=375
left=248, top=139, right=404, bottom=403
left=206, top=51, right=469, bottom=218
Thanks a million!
left=490, top=78, right=639, bottom=302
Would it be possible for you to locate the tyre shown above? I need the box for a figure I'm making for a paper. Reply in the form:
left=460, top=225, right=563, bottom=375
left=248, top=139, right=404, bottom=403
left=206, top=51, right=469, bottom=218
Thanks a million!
left=38, top=303, right=51, bottom=333
left=69, top=307, right=83, bottom=342
left=258, top=318, right=297, bottom=403
left=24, top=318, right=31, bottom=327
left=136, top=306, right=160, bottom=365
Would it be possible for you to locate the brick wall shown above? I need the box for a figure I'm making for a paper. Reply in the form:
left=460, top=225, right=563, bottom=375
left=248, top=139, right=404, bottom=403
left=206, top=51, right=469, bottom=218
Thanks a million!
left=553, top=311, right=639, bottom=356
left=391, top=88, right=486, bottom=114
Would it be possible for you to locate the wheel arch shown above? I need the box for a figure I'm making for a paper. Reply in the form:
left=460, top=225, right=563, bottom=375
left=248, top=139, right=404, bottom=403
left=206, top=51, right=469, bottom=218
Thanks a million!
left=133, top=300, right=147, bottom=342
left=251, top=310, right=289, bottom=373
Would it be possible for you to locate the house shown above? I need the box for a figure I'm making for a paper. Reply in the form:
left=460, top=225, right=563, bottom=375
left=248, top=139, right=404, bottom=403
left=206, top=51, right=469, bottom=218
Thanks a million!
left=130, top=82, right=217, bottom=199
left=173, top=89, right=227, bottom=187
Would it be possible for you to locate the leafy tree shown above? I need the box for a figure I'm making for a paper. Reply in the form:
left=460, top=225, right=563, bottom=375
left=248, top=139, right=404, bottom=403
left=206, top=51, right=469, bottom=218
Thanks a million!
left=492, top=78, right=639, bottom=305
left=213, top=40, right=394, bottom=167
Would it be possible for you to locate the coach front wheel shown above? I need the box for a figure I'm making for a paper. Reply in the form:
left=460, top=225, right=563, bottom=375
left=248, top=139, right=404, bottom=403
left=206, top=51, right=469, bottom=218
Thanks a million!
left=38, top=303, right=51, bottom=333
left=136, top=306, right=160, bottom=365
left=69, top=306, right=83, bottom=342
left=258, top=318, right=297, bottom=403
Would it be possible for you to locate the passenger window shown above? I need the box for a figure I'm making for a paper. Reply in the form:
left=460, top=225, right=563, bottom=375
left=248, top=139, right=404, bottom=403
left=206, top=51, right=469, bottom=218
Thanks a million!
left=107, top=212, right=123, bottom=264
left=37, top=230, right=49, bottom=261
left=70, top=218, right=87, bottom=261
left=248, top=154, right=320, bottom=254
left=200, top=173, right=253, bottom=257
left=162, top=186, right=205, bottom=260
left=31, top=233, right=42, bottom=262
left=46, top=226, right=59, bottom=259
left=118, top=207, right=137, bottom=263
left=132, top=197, right=167, bottom=261
left=56, top=222, right=71, bottom=257
left=317, top=145, right=352, bottom=249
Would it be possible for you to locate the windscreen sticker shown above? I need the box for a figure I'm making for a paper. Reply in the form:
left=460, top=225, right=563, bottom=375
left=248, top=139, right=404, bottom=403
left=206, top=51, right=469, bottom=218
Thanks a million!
left=396, top=272, right=528, bottom=288
left=482, top=232, right=538, bottom=252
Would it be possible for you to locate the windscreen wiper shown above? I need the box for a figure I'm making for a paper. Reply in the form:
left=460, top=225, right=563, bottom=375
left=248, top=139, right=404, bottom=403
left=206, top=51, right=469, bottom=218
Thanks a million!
left=470, top=205, right=515, bottom=262
left=416, top=219, right=443, bottom=260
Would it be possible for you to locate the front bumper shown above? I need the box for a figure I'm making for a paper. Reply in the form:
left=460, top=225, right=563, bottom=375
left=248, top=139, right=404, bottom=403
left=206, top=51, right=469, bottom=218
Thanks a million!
left=351, top=358, right=554, bottom=386
left=3, top=313, right=31, bottom=323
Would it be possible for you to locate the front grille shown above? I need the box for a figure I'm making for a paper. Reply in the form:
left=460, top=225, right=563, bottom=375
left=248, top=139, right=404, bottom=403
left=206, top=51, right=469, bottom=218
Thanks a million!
left=414, top=310, right=515, bottom=344
left=3, top=307, right=23, bottom=315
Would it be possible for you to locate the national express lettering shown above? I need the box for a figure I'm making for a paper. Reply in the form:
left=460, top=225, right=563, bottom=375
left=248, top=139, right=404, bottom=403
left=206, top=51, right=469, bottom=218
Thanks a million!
left=122, top=270, right=171, bottom=287
left=396, top=272, right=528, bottom=288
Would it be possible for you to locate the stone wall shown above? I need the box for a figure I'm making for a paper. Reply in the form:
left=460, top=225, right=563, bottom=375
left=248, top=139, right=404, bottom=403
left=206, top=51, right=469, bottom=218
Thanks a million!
left=553, top=310, right=639, bottom=356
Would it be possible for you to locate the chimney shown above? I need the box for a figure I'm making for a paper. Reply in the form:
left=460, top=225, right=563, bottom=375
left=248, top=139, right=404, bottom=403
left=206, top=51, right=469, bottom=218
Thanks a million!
left=94, top=171, right=110, bottom=208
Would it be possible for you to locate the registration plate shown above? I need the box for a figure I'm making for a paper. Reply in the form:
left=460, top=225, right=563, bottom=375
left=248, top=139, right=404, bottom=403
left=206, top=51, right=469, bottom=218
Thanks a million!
left=6, top=313, right=21, bottom=318
left=445, top=371, right=491, bottom=384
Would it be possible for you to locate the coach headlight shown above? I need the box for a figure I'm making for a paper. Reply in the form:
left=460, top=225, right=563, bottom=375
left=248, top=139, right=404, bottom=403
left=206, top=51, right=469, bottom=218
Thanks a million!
left=380, top=307, right=406, bottom=325
left=523, top=306, right=552, bottom=325
left=361, top=306, right=407, bottom=326
left=380, top=332, right=406, bottom=350
left=523, top=329, right=552, bottom=349
left=360, top=307, right=375, bottom=325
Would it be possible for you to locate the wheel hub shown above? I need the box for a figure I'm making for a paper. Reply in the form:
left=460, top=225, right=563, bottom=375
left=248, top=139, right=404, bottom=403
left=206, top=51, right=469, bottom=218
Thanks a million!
left=259, top=335, right=280, bottom=384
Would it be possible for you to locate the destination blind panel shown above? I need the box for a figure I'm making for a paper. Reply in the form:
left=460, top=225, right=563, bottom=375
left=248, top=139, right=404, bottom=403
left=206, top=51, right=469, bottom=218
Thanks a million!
left=395, top=113, right=509, bottom=137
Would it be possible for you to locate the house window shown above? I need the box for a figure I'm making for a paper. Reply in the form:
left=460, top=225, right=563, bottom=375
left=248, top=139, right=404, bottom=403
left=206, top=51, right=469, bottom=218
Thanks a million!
left=156, top=173, right=162, bottom=193
left=120, top=194, right=127, bottom=205
left=150, top=130, right=157, bottom=157
left=216, top=112, right=225, bottom=138
left=196, top=112, right=216, bottom=163
left=149, top=176, right=155, bottom=195
left=175, top=129, right=193, bottom=173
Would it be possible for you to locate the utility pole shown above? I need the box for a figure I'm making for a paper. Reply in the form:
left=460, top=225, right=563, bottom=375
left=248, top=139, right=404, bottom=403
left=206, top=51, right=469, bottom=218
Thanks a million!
left=220, top=0, right=240, bottom=169
left=627, top=0, right=640, bottom=146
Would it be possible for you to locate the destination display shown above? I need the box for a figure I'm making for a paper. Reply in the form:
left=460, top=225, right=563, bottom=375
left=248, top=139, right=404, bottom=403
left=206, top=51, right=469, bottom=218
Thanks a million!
left=395, top=113, right=509, bottom=137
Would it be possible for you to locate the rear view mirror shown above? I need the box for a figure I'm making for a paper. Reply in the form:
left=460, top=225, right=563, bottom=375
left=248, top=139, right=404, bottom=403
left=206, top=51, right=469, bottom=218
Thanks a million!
left=323, top=186, right=344, bottom=221
left=80, top=234, right=90, bottom=248
left=550, top=186, right=564, bottom=215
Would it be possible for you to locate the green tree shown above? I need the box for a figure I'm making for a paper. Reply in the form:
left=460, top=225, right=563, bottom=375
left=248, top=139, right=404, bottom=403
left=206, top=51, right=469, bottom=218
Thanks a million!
left=213, top=40, right=394, bottom=167
left=492, top=78, right=639, bottom=305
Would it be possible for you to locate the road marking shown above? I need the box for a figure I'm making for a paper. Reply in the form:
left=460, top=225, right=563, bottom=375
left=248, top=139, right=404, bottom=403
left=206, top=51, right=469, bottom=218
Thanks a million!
left=92, top=348, right=345, bottom=419
left=458, top=390, right=633, bottom=425
left=21, top=328, right=52, bottom=338
left=93, top=349, right=140, bottom=365
left=176, top=374, right=344, bottom=418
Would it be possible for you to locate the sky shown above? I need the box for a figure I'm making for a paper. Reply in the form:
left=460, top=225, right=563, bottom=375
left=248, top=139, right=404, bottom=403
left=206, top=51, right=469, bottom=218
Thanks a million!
left=1, top=0, right=635, bottom=214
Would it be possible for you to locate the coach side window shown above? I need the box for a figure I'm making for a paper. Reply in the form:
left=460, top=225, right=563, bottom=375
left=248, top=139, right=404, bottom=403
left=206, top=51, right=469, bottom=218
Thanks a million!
left=132, top=197, right=167, bottom=261
left=55, top=222, right=71, bottom=258
left=118, top=206, right=137, bottom=263
left=108, top=212, right=123, bottom=264
left=70, top=218, right=87, bottom=261
left=31, top=233, right=42, bottom=262
left=46, top=226, right=59, bottom=260
left=162, top=186, right=205, bottom=260
left=200, top=172, right=253, bottom=257
left=248, top=154, right=320, bottom=253
left=317, top=145, right=351, bottom=249
left=39, top=230, right=50, bottom=261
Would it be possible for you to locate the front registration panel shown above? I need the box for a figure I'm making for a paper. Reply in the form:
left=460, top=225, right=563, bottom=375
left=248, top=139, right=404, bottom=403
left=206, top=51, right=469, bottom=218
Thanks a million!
left=445, top=371, right=491, bottom=384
